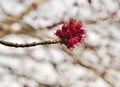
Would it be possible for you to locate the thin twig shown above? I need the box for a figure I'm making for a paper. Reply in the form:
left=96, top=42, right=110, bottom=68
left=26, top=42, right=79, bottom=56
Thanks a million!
left=0, top=39, right=60, bottom=48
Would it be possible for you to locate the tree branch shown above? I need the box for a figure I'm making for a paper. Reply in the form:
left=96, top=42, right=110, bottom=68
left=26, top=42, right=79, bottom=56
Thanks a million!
left=0, top=39, right=60, bottom=47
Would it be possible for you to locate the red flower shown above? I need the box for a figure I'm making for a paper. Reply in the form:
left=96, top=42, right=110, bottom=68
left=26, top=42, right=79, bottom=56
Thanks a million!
left=55, top=19, right=86, bottom=50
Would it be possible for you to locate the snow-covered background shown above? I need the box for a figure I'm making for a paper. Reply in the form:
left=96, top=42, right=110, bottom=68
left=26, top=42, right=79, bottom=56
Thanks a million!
left=0, top=0, right=120, bottom=87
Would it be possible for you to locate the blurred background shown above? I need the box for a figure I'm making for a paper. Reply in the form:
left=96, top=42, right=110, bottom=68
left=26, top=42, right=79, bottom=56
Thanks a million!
left=0, top=0, right=120, bottom=87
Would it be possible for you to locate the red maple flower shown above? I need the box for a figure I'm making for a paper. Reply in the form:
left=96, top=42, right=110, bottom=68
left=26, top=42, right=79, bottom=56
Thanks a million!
left=55, top=19, right=86, bottom=50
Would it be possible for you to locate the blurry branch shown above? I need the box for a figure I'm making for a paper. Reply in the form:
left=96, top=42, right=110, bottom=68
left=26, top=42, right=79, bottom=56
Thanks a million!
left=0, top=22, right=39, bottom=38
left=73, top=60, right=114, bottom=87
left=47, top=21, right=64, bottom=29
left=84, top=20, right=97, bottom=24
left=61, top=47, right=114, bottom=87
left=2, top=0, right=45, bottom=24
left=3, top=6, right=34, bottom=24
left=83, top=15, right=119, bottom=25
left=0, top=63, right=53, bottom=87
left=83, top=43, right=100, bottom=50
left=0, top=0, right=46, bottom=39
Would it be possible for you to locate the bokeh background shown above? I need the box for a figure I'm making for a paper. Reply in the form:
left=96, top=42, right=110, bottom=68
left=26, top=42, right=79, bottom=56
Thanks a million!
left=0, top=0, right=120, bottom=87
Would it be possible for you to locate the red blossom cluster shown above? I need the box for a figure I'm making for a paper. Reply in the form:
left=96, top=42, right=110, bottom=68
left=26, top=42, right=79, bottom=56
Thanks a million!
left=55, top=19, right=86, bottom=50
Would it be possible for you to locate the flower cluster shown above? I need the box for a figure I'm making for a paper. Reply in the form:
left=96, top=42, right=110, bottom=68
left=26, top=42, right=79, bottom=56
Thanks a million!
left=55, top=19, right=86, bottom=50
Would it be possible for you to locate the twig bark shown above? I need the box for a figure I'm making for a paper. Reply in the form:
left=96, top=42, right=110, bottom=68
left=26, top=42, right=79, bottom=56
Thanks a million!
left=0, top=39, right=60, bottom=47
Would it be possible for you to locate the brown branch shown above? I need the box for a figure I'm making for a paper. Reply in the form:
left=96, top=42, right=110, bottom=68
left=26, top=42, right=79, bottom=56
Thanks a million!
left=47, top=21, right=63, bottom=29
left=61, top=48, right=114, bottom=87
left=0, top=22, right=40, bottom=38
left=0, top=63, right=53, bottom=87
left=73, top=60, right=114, bottom=87
left=0, top=39, right=60, bottom=48
left=3, top=0, right=45, bottom=24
